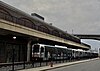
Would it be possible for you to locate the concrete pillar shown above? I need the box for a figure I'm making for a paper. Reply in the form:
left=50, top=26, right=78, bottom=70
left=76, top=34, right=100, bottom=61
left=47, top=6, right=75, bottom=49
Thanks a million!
left=27, top=40, right=32, bottom=62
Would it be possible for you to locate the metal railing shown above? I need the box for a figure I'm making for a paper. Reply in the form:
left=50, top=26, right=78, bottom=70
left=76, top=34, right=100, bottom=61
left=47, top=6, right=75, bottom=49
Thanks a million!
left=0, top=55, right=98, bottom=71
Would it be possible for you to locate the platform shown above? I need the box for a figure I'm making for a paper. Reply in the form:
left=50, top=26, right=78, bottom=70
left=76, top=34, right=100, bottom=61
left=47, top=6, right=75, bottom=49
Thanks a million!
left=18, top=58, right=99, bottom=71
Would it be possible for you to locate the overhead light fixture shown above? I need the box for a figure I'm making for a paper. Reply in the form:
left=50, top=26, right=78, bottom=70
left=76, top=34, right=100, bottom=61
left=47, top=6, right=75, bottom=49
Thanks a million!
left=13, top=36, right=16, bottom=39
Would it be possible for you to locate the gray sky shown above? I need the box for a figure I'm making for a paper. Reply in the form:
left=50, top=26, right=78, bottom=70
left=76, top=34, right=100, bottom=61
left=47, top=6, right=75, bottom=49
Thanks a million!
left=1, top=0, right=100, bottom=50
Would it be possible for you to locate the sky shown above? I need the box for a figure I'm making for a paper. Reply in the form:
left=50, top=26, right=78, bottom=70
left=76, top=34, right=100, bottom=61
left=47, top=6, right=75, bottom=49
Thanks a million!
left=1, top=0, right=100, bottom=51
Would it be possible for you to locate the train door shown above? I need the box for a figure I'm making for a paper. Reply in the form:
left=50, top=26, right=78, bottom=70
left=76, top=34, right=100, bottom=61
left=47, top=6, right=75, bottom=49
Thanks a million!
left=44, top=47, right=50, bottom=60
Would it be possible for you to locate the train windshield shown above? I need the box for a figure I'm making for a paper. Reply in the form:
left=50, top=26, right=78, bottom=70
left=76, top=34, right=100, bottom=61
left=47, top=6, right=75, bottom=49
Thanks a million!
left=33, top=45, right=39, bottom=52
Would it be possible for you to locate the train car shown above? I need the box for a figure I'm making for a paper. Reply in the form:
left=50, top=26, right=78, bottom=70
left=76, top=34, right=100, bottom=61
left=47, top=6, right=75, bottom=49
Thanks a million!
left=32, top=44, right=70, bottom=61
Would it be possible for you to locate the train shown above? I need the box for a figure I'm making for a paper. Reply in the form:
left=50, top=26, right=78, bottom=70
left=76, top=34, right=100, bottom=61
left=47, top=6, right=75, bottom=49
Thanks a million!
left=32, top=44, right=98, bottom=61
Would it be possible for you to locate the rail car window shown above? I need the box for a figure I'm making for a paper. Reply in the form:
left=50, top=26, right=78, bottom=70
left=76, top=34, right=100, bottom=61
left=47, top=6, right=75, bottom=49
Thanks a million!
left=41, top=47, right=44, bottom=52
left=33, top=45, right=39, bottom=52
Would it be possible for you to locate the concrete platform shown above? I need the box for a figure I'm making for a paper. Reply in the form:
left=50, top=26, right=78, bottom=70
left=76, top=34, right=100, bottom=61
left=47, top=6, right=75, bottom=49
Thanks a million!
left=18, top=58, right=99, bottom=71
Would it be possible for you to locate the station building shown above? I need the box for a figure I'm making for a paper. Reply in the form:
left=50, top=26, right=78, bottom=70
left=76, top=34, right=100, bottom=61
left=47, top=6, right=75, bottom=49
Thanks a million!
left=0, top=1, right=90, bottom=63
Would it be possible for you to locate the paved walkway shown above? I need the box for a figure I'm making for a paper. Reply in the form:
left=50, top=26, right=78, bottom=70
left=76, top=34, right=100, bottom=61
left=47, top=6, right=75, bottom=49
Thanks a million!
left=18, top=58, right=99, bottom=71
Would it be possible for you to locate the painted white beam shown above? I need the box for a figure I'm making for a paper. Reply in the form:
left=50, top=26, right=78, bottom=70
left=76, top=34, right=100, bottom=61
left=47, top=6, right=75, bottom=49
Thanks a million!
left=0, top=19, right=89, bottom=49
